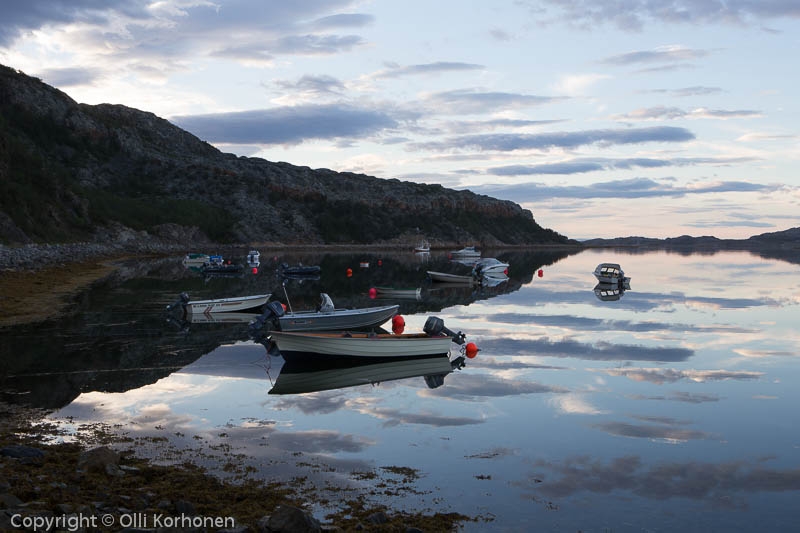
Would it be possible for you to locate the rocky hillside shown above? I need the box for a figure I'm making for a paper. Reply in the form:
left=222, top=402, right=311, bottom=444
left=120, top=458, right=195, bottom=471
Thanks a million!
left=0, top=64, right=570, bottom=247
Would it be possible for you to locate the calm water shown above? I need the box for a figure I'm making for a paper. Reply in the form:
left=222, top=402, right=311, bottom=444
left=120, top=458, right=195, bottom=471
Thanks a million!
left=2, top=248, right=799, bottom=531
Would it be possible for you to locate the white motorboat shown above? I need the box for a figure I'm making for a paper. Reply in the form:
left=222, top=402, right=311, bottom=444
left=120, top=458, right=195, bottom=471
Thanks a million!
left=427, top=271, right=478, bottom=284
left=270, top=316, right=467, bottom=359
left=182, top=253, right=210, bottom=266
left=472, top=258, right=509, bottom=278
left=593, top=263, right=630, bottom=285
left=414, top=240, right=431, bottom=253
left=449, top=246, right=480, bottom=258
left=246, top=250, right=260, bottom=266
left=167, top=292, right=271, bottom=315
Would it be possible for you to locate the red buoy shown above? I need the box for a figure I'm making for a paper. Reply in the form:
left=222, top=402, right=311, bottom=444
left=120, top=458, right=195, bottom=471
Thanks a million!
left=251, top=267, right=258, bottom=274
left=465, top=342, right=479, bottom=358
left=503, top=268, right=509, bottom=276
left=538, top=269, right=543, bottom=277
left=391, top=314, right=405, bottom=334
left=368, top=287, right=377, bottom=299
left=346, top=268, right=353, bottom=277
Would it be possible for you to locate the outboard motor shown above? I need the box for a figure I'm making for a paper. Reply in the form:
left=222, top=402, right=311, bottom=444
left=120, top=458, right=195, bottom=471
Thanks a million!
left=165, top=292, right=190, bottom=313
left=423, top=316, right=466, bottom=345
left=249, top=300, right=286, bottom=335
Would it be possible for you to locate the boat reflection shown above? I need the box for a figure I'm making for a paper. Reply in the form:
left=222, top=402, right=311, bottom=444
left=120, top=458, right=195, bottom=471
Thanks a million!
left=269, top=353, right=465, bottom=395
left=593, top=280, right=631, bottom=301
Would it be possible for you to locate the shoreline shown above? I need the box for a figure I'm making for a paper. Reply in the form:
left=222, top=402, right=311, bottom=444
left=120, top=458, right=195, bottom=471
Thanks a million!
left=0, top=401, right=477, bottom=531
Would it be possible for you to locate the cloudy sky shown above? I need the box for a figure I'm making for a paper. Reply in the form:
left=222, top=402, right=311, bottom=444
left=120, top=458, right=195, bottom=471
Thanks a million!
left=2, top=0, right=799, bottom=239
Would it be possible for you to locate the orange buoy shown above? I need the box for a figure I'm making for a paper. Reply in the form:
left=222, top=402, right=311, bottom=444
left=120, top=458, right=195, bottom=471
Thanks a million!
left=391, top=314, right=405, bottom=334
left=465, top=342, right=479, bottom=358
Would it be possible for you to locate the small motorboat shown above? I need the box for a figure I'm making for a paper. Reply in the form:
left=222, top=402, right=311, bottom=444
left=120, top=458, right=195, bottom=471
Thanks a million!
left=270, top=316, right=466, bottom=359
left=182, top=253, right=210, bottom=266
left=246, top=250, right=260, bottom=266
left=166, top=292, right=271, bottom=315
left=593, top=263, right=630, bottom=285
left=250, top=293, right=399, bottom=333
left=449, top=246, right=480, bottom=258
left=472, top=258, right=509, bottom=278
left=201, top=255, right=244, bottom=274
left=414, top=240, right=431, bottom=253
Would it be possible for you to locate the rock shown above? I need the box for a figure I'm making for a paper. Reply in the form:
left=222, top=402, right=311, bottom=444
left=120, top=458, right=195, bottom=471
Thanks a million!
left=365, top=511, right=389, bottom=525
left=0, top=445, right=46, bottom=458
left=1, top=492, right=24, bottom=507
left=267, top=504, right=322, bottom=533
left=77, top=446, right=120, bottom=474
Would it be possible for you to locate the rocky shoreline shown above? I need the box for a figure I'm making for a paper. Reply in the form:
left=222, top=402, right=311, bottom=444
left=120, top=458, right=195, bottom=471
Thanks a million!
left=1, top=403, right=474, bottom=532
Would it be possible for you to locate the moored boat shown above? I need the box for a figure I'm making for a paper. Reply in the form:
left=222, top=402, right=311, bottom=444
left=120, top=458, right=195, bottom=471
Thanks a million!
left=593, top=263, right=630, bottom=285
left=167, top=292, right=271, bottom=315
left=250, top=294, right=399, bottom=332
left=472, top=258, right=509, bottom=278
left=374, top=287, right=423, bottom=300
left=414, top=240, right=431, bottom=253
left=449, top=246, right=480, bottom=258
left=182, top=253, right=210, bottom=266
left=270, top=316, right=467, bottom=359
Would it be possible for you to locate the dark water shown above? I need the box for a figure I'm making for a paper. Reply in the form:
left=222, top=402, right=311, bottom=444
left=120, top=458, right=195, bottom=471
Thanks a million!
left=2, top=248, right=799, bottom=531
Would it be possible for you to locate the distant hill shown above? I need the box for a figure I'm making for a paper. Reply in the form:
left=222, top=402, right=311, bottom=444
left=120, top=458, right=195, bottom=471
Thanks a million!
left=582, top=227, right=800, bottom=249
left=0, top=64, right=571, bottom=247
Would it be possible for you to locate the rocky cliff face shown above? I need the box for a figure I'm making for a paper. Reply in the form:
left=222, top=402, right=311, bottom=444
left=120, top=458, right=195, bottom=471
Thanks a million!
left=0, top=64, right=570, bottom=246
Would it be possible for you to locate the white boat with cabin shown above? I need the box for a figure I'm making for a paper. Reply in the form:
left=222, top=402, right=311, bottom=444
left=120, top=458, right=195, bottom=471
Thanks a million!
left=593, top=263, right=630, bottom=285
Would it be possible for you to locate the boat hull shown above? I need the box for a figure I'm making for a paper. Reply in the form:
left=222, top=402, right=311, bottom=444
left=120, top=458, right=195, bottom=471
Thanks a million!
left=269, top=354, right=454, bottom=394
left=427, top=271, right=476, bottom=284
left=186, top=293, right=270, bottom=314
left=271, top=331, right=454, bottom=358
left=277, top=304, right=399, bottom=332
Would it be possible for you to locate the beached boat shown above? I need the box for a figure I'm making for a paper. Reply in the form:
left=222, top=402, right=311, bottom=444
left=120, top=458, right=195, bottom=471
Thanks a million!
left=427, top=271, right=478, bottom=284
left=593, top=263, right=630, bottom=285
left=250, top=294, right=399, bottom=332
left=449, top=246, right=480, bottom=258
left=269, top=354, right=459, bottom=394
left=270, top=316, right=466, bottom=359
left=472, top=258, right=509, bottom=278
left=182, top=253, right=210, bottom=266
left=167, top=292, right=271, bottom=315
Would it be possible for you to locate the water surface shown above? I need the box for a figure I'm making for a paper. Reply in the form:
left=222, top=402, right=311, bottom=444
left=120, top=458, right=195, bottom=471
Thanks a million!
left=2, top=248, right=799, bottom=531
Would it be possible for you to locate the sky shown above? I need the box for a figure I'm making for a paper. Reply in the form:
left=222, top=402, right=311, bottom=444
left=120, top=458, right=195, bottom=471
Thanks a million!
left=1, top=0, right=799, bottom=240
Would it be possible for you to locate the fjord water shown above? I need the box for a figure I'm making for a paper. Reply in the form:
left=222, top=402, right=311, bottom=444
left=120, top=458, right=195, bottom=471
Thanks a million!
left=2, top=249, right=799, bottom=531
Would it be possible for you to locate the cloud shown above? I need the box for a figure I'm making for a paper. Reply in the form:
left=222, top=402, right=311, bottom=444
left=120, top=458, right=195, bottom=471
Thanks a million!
left=311, top=13, right=375, bottom=29
left=549, top=394, right=607, bottom=415
left=420, top=88, right=565, bottom=115
left=602, top=367, right=763, bottom=385
left=411, top=126, right=694, bottom=152
left=274, top=75, right=347, bottom=96
left=422, top=373, right=568, bottom=401
left=444, top=118, right=566, bottom=134
left=629, top=391, right=722, bottom=404
left=645, top=86, right=725, bottom=98
left=171, top=104, right=398, bottom=145
left=614, top=106, right=762, bottom=121
left=487, top=156, right=759, bottom=176
left=373, top=61, right=485, bottom=79
left=534, top=1, right=800, bottom=31
left=472, top=178, right=776, bottom=201
left=601, top=45, right=710, bottom=65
